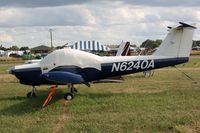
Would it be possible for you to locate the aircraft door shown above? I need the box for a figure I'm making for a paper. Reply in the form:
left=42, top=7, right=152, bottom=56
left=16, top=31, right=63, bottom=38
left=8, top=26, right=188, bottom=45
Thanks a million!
left=41, top=62, right=56, bottom=74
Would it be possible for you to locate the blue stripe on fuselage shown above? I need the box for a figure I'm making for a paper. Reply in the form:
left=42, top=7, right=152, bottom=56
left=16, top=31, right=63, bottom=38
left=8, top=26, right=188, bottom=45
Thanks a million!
left=100, top=57, right=188, bottom=78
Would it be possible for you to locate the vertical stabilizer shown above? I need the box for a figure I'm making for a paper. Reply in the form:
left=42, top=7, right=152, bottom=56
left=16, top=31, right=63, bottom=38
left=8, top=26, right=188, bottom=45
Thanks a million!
left=154, top=22, right=196, bottom=58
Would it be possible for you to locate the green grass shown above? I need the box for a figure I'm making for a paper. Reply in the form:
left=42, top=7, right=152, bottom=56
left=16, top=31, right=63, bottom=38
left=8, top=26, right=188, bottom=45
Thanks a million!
left=0, top=61, right=23, bottom=74
left=178, top=56, right=200, bottom=68
left=64, top=69, right=200, bottom=132
left=0, top=56, right=200, bottom=132
left=0, top=79, right=65, bottom=132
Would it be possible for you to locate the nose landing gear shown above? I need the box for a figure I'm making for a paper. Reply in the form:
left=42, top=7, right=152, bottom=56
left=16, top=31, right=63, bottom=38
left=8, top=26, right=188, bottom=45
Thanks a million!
left=64, top=93, right=74, bottom=100
left=64, top=84, right=78, bottom=100
left=27, top=86, right=37, bottom=98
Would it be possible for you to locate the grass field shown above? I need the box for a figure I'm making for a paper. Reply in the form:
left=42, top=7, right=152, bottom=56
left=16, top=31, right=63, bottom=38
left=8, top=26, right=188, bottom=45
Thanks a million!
left=0, top=57, right=200, bottom=133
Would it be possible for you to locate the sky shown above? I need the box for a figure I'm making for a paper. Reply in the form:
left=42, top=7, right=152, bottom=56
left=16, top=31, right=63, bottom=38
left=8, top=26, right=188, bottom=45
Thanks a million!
left=0, top=0, right=200, bottom=48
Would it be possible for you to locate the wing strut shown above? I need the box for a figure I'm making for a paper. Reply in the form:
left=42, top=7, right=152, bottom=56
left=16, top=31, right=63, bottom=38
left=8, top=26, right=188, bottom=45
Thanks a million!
left=43, top=85, right=57, bottom=107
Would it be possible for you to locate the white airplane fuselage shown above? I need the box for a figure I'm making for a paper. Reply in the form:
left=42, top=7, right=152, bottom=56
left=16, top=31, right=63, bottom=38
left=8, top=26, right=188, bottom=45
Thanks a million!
left=9, top=48, right=188, bottom=86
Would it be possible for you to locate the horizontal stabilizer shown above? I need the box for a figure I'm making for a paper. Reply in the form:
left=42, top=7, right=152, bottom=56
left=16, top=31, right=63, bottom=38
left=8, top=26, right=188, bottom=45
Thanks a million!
left=41, top=71, right=84, bottom=84
left=179, top=22, right=196, bottom=29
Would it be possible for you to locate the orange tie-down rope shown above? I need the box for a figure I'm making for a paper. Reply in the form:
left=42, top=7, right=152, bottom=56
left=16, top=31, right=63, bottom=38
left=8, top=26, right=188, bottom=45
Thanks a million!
left=43, top=85, right=57, bottom=107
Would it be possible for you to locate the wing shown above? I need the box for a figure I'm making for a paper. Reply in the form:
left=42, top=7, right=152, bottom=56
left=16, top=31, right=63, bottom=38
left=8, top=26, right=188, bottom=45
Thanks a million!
left=41, top=71, right=84, bottom=84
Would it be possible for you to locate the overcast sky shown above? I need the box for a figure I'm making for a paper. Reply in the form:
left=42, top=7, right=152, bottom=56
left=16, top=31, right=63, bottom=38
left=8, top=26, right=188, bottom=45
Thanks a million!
left=0, top=0, right=200, bottom=48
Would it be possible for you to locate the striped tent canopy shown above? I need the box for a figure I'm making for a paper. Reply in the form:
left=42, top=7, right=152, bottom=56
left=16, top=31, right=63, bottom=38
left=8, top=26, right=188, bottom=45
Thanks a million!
left=70, top=40, right=110, bottom=51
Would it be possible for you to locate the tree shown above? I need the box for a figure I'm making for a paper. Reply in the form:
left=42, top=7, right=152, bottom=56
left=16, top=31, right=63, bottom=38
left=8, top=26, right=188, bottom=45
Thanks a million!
left=155, top=40, right=162, bottom=46
left=10, top=45, right=19, bottom=51
left=0, top=45, right=6, bottom=51
left=192, top=40, right=200, bottom=47
left=130, top=44, right=137, bottom=47
left=20, top=46, right=29, bottom=51
left=140, top=39, right=162, bottom=49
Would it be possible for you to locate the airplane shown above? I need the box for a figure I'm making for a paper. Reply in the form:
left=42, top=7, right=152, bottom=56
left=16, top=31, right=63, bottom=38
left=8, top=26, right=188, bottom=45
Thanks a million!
left=8, top=22, right=196, bottom=102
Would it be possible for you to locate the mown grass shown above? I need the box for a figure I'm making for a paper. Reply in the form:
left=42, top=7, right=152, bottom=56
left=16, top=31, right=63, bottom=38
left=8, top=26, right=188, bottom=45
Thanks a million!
left=0, top=57, right=23, bottom=63
left=0, top=79, right=66, bottom=132
left=0, top=60, right=23, bottom=74
left=191, top=50, right=200, bottom=56
left=64, top=69, right=200, bottom=132
left=178, top=56, right=200, bottom=68
left=0, top=56, right=200, bottom=132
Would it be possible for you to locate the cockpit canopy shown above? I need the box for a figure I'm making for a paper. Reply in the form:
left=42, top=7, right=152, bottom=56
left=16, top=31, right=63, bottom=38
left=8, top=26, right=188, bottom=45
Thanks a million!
left=40, top=48, right=101, bottom=73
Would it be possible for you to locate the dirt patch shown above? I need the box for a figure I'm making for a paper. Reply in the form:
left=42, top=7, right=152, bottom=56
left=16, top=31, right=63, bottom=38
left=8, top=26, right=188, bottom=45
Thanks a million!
left=0, top=74, right=18, bottom=83
left=52, top=101, right=70, bottom=133
left=175, top=122, right=200, bottom=133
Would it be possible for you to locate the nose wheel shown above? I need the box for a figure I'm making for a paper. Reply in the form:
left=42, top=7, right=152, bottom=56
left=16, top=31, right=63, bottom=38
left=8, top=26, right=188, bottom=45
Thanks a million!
left=27, top=86, right=37, bottom=98
left=64, top=84, right=77, bottom=100
left=64, top=93, right=74, bottom=100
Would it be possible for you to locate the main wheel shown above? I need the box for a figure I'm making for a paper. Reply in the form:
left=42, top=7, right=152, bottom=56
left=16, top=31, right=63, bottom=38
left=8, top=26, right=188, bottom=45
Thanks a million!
left=27, top=92, right=36, bottom=98
left=64, top=93, right=74, bottom=100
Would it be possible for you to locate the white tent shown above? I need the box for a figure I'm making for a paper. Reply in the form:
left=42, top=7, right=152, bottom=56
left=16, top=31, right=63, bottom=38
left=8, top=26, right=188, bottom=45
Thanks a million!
left=0, top=50, right=5, bottom=56
left=70, top=40, right=110, bottom=51
left=4, top=50, right=24, bottom=57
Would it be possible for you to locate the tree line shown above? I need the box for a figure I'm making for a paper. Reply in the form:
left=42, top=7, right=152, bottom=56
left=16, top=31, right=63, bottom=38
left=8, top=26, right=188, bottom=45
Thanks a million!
left=0, top=45, right=29, bottom=51
left=0, top=40, right=199, bottom=51
left=140, top=39, right=200, bottom=50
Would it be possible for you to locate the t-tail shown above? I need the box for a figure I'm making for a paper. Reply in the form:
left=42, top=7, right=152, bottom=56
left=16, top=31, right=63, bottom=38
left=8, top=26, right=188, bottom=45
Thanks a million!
left=101, top=22, right=196, bottom=79
left=153, top=22, right=196, bottom=61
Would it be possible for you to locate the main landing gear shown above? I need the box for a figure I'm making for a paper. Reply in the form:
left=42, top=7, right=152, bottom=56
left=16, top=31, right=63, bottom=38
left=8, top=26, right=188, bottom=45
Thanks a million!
left=64, top=84, right=78, bottom=100
left=27, top=86, right=37, bottom=98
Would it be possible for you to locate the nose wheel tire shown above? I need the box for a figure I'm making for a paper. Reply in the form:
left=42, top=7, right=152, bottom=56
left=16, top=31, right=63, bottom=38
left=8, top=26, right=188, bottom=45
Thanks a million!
left=64, top=93, right=74, bottom=100
left=27, top=92, right=36, bottom=98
